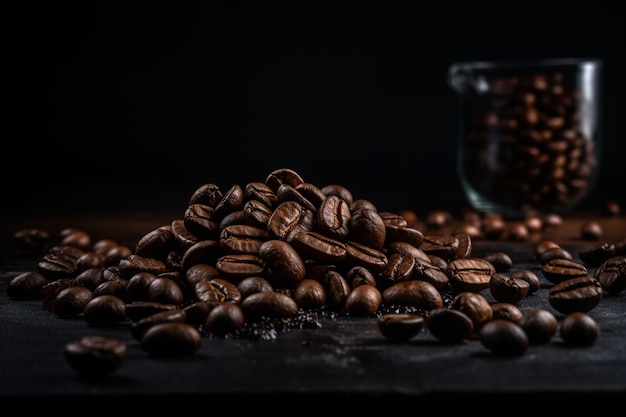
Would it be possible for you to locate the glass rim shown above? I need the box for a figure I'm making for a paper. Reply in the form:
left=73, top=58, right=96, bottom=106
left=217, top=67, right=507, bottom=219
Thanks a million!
left=449, top=57, right=603, bottom=72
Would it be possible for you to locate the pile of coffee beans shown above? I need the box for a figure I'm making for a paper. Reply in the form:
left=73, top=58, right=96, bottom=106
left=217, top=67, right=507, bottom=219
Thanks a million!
left=6, top=168, right=626, bottom=377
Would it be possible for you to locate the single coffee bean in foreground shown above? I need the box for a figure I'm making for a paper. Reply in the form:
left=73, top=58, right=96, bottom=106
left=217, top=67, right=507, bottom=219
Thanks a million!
left=479, top=319, right=529, bottom=356
left=64, top=336, right=127, bottom=379
left=559, top=312, right=599, bottom=346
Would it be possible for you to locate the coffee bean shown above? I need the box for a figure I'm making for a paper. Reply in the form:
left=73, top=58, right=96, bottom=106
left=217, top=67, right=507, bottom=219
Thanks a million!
left=447, top=258, right=495, bottom=292
left=65, top=336, right=127, bottom=379
left=204, top=302, right=245, bottom=335
left=490, top=302, right=523, bottom=323
left=378, top=313, right=424, bottom=342
left=427, top=308, right=474, bottom=344
left=489, top=272, right=530, bottom=304
left=479, top=319, right=529, bottom=356
left=344, top=284, right=382, bottom=316
left=593, top=255, right=626, bottom=295
left=542, top=258, right=588, bottom=284
left=559, top=312, right=599, bottom=346
left=548, top=275, right=603, bottom=314
left=83, top=294, right=127, bottom=326
left=141, top=322, right=202, bottom=357
left=382, top=280, right=443, bottom=311
left=519, top=309, right=558, bottom=345
left=240, top=291, right=299, bottom=319
left=7, top=271, right=48, bottom=299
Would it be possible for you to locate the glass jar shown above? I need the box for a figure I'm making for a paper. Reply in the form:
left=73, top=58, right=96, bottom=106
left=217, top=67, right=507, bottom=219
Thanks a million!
left=448, top=58, right=602, bottom=218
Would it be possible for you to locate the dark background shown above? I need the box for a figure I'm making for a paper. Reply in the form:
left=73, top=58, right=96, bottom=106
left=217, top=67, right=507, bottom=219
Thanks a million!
left=3, top=0, right=625, bottom=216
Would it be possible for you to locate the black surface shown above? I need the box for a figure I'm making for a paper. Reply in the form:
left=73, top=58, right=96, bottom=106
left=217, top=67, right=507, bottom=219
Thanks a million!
left=1, top=213, right=625, bottom=415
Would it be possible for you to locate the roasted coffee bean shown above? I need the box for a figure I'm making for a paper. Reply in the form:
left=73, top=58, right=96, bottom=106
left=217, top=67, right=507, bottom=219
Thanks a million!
left=378, top=211, right=408, bottom=228
left=510, top=269, right=541, bottom=294
left=237, top=276, right=274, bottom=299
left=181, top=240, right=221, bottom=271
left=125, top=272, right=157, bottom=302
left=316, top=195, right=352, bottom=241
left=482, top=251, right=513, bottom=272
left=189, top=183, right=223, bottom=207
left=541, top=258, right=588, bottom=284
left=242, top=199, right=273, bottom=229
left=535, top=240, right=561, bottom=259
left=559, top=312, right=599, bottom=346
left=380, top=252, right=415, bottom=285
left=419, top=235, right=458, bottom=261
left=295, top=182, right=327, bottom=209
left=183, top=300, right=220, bottom=325
left=37, top=252, right=79, bottom=281
left=342, top=265, right=376, bottom=288
left=519, top=309, right=558, bottom=345
left=125, top=301, right=178, bottom=322
left=171, top=219, right=201, bottom=252
left=204, top=302, right=245, bottom=335
left=41, top=278, right=78, bottom=311
left=349, top=199, right=378, bottom=214
left=258, top=240, right=306, bottom=287
left=183, top=204, right=221, bottom=239
left=267, top=201, right=315, bottom=242
left=386, top=241, right=431, bottom=263
left=147, top=277, right=184, bottom=306
left=65, top=336, right=127, bottom=379
left=134, top=227, right=177, bottom=261
left=580, top=220, right=602, bottom=240
left=384, top=225, right=425, bottom=249
left=482, top=214, right=506, bottom=240
left=507, top=222, right=529, bottom=242
left=382, top=280, right=443, bottom=311
left=194, top=279, right=241, bottom=303
left=215, top=254, right=265, bottom=284
left=548, top=275, right=603, bottom=314
left=447, top=258, right=495, bottom=292
left=293, top=279, right=326, bottom=309
left=539, top=246, right=573, bottom=265
left=131, top=308, right=187, bottom=341
left=213, top=184, right=245, bottom=221
left=349, top=208, right=386, bottom=250
left=320, top=184, right=353, bottom=204
left=479, top=319, right=529, bottom=356
left=451, top=292, right=493, bottom=334
left=219, top=224, right=269, bottom=255
left=104, top=245, right=132, bottom=267
left=60, top=228, right=92, bottom=251
left=75, top=253, right=105, bottom=273
left=184, top=264, right=219, bottom=288
left=343, top=240, right=388, bottom=274
left=345, top=284, right=382, bottom=316
left=13, top=227, right=50, bottom=252
left=291, top=231, right=347, bottom=264
left=240, top=291, right=299, bottom=319
left=377, top=313, right=424, bottom=342
left=412, top=258, right=450, bottom=290
left=425, top=210, right=452, bottom=229
left=118, top=255, right=167, bottom=280
left=454, top=233, right=473, bottom=259
left=245, top=181, right=278, bottom=209
left=141, top=322, right=202, bottom=357
left=93, top=280, right=128, bottom=303
left=490, top=302, right=523, bottom=323
left=83, top=294, right=127, bottom=326
left=276, top=183, right=318, bottom=213
left=52, top=286, right=93, bottom=318
left=489, top=273, right=530, bottom=304
left=219, top=210, right=250, bottom=229
left=427, top=308, right=474, bottom=344
left=7, top=271, right=48, bottom=299
left=579, top=243, right=616, bottom=267
left=325, top=270, right=351, bottom=311
left=593, top=255, right=626, bottom=295
left=265, top=168, right=305, bottom=193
